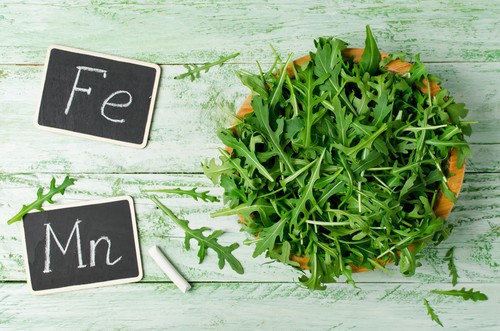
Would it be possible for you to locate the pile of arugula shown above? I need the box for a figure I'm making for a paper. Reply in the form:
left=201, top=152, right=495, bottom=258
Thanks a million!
left=203, top=26, right=472, bottom=290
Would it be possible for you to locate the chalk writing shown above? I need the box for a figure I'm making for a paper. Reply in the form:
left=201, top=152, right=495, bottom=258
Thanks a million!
left=64, top=66, right=133, bottom=124
left=90, top=236, right=123, bottom=267
left=65, top=66, right=107, bottom=115
left=44, top=220, right=86, bottom=273
left=100, top=90, right=133, bottom=123
left=43, top=219, right=122, bottom=274
left=38, top=46, right=160, bottom=147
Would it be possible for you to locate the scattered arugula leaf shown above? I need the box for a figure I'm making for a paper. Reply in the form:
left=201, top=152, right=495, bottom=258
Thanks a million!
left=206, top=26, right=471, bottom=289
left=174, top=52, right=240, bottom=81
left=424, top=299, right=444, bottom=327
left=360, top=25, right=381, bottom=75
left=143, top=187, right=220, bottom=203
left=151, top=196, right=244, bottom=275
left=444, top=246, right=458, bottom=286
left=6, top=176, right=76, bottom=225
left=431, top=288, right=488, bottom=301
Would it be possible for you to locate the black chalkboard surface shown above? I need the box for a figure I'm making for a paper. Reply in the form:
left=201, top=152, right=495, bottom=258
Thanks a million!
left=36, top=46, right=161, bottom=148
left=21, top=196, right=143, bottom=295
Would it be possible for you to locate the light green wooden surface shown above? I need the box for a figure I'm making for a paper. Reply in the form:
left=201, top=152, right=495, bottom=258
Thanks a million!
left=0, top=1, right=499, bottom=330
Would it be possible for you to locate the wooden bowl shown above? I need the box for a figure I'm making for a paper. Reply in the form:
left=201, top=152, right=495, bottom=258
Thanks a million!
left=235, top=48, right=465, bottom=270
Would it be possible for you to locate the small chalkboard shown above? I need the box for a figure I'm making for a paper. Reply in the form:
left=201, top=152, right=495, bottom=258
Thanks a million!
left=36, top=45, right=161, bottom=148
left=20, top=196, right=143, bottom=295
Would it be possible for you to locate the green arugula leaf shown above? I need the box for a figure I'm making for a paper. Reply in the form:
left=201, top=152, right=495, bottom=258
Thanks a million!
left=217, top=129, right=274, bottom=182
left=299, top=244, right=327, bottom=290
left=202, top=157, right=232, bottom=185
left=219, top=174, right=248, bottom=206
left=6, top=176, right=76, bottom=225
left=312, top=37, right=356, bottom=115
left=226, top=156, right=261, bottom=190
left=211, top=200, right=274, bottom=224
left=175, top=52, right=240, bottom=81
left=290, top=149, right=325, bottom=227
left=431, top=288, right=488, bottom=301
left=151, top=196, right=244, bottom=274
left=292, top=66, right=329, bottom=147
left=250, top=96, right=295, bottom=174
left=269, top=53, right=294, bottom=109
left=423, top=299, right=444, bottom=327
left=333, top=123, right=388, bottom=158
left=360, top=25, right=381, bottom=76
left=444, top=246, right=459, bottom=286
left=252, top=216, right=288, bottom=258
left=322, top=96, right=353, bottom=147
left=236, top=69, right=269, bottom=99
left=265, top=241, right=300, bottom=267
left=372, top=90, right=392, bottom=127
left=143, top=187, right=220, bottom=203
left=445, top=102, right=469, bottom=125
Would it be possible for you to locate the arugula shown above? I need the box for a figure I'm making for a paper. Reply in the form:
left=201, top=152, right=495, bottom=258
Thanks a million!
left=312, top=37, right=355, bottom=115
left=217, top=129, right=274, bottom=182
left=206, top=25, right=471, bottom=289
left=202, top=156, right=232, bottom=185
left=6, top=176, right=76, bottom=225
left=423, top=299, right=444, bottom=327
left=250, top=215, right=288, bottom=258
left=444, top=246, right=458, bottom=286
left=151, top=196, right=244, bottom=274
left=175, top=52, right=240, bottom=81
left=431, top=288, right=488, bottom=301
left=144, top=187, right=220, bottom=203
left=422, top=246, right=486, bottom=326
left=360, top=25, right=381, bottom=75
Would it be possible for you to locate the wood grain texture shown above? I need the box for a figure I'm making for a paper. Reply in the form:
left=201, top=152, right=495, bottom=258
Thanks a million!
left=0, top=282, right=498, bottom=330
left=0, top=173, right=498, bottom=284
left=0, top=1, right=498, bottom=64
left=0, top=62, right=497, bottom=174
left=0, top=1, right=498, bottom=329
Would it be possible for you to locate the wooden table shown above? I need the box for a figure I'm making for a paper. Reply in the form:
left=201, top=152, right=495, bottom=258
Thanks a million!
left=0, top=1, right=498, bottom=329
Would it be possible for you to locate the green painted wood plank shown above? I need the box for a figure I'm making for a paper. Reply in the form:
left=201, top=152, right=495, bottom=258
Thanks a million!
left=0, top=62, right=497, bottom=174
left=1, top=173, right=498, bottom=284
left=0, top=282, right=498, bottom=330
left=0, top=1, right=497, bottom=329
left=0, top=1, right=498, bottom=64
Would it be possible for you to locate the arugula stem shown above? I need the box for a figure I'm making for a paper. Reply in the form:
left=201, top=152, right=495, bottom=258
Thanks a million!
left=371, top=175, right=394, bottom=193
left=345, top=123, right=388, bottom=157
left=257, top=187, right=286, bottom=199
left=306, top=220, right=351, bottom=226
left=376, top=236, right=413, bottom=259
left=403, top=124, right=448, bottom=132
left=143, top=187, right=219, bottom=203
left=358, top=149, right=369, bottom=213
left=365, top=167, right=393, bottom=171
left=283, top=158, right=317, bottom=185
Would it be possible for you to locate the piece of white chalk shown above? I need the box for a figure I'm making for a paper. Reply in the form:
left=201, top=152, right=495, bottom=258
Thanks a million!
left=148, top=245, right=191, bottom=293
